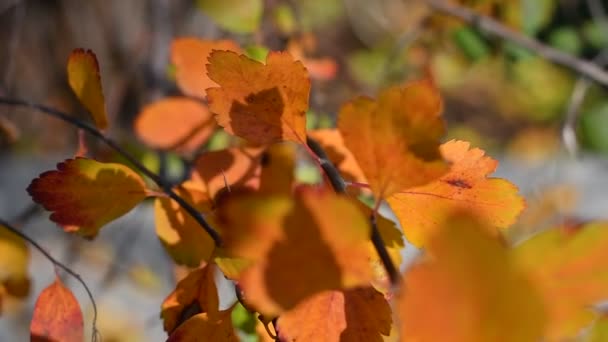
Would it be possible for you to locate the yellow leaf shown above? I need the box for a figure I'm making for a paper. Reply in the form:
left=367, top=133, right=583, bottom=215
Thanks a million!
left=67, top=49, right=108, bottom=130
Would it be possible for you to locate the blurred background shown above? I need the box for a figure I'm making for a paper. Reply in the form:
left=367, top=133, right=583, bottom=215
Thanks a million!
left=1, top=0, right=608, bottom=340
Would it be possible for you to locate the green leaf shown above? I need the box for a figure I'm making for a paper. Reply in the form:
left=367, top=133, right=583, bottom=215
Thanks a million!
left=579, top=101, right=608, bottom=153
left=452, top=27, right=490, bottom=61
left=548, top=27, right=582, bottom=56
left=196, top=0, right=262, bottom=34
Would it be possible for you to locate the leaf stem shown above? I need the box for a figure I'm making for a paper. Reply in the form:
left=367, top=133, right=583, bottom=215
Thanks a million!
left=0, top=218, right=100, bottom=342
left=0, top=97, right=222, bottom=246
left=306, top=136, right=400, bottom=286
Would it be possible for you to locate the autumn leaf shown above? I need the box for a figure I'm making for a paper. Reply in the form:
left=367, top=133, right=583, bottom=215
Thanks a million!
left=135, top=97, right=216, bottom=153
left=387, top=140, right=525, bottom=246
left=206, top=50, right=310, bottom=145
left=27, top=158, right=152, bottom=238
left=399, top=213, right=546, bottom=342
left=308, top=129, right=367, bottom=186
left=512, top=221, right=608, bottom=340
left=259, top=143, right=296, bottom=195
left=155, top=181, right=215, bottom=266
left=189, top=146, right=265, bottom=199
left=217, top=186, right=373, bottom=315
left=338, top=80, right=447, bottom=200
left=171, top=38, right=240, bottom=99
left=161, top=264, right=221, bottom=334
left=0, top=225, right=30, bottom=312
left=67, top=49, right=108, bottom=130
left=277, top=287, right=392, bottom=341
left=167, top=311, right=238, bottom=342
left=30, top=277, right=84, bottom=342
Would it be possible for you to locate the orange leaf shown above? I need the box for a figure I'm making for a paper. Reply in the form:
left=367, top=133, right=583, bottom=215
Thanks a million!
left=308, top=128, right=367, bottom=186
left=387, top=140, right=525, bottom=246
left=206, top=50, right=310, bottom=145
left=161, top=264, right=221, bottom=334
left=189, top=146, right=265, bottom=199
left=513, top=221, right=608, bottom=340
left=155, top=181, right=215, bottom=266
left=27, top=158, right=151, bottom=238
left=167, top=311, right=238, bottom=342
left=135, top=97, right=216, bottom=153
left=399, top=213, right=546, bottom=342
left=171, top=38, right=240, bottom=99
left=30, top=277, right=84, bottom=342
left=67, top=49, right=108, bottom=130
left=277, top=288, right=392, bottom=341
left=338, top=80, right=447, bottom=200
left=259, top=143, right=296, bottom=195
left=218, top=186, right=372, bottom=315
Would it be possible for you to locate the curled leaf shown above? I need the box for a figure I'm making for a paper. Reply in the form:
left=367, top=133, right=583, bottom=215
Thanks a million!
left=161, top=265, right=220, bottom=334
left=67, top=49, right=108, bottom=130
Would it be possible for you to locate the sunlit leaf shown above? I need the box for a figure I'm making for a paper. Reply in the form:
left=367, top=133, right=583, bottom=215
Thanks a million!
left=189, top=146, right=265, bottom=199
left=196, top=0, right=262, bottom=34
left=161, top=265, right=221, bottom=334
left=399, top=213, right=546, bottom=342
left=27, top=158, right=151, bottom=238
left=277, top=288, right=391, bottom=341
left=167, top=311, right=238, bottom=342
left=67, top=49, right=108, bottom=130
left=513, top=221, right=608, bottom=340
left=338, top=80, right=447, bottom=200
left=155, top=181, right=215, bottom=266
left=387, top=140, right=525, bottom=246
left=30, top=277, right=84, bottom=342
left=308, top=129, right=367, bottom=187
left=206, top=50, right=310, bottom=145
left=258, top=143, right=296, bottom=195
left=135, top=97, right=216, bottom=153
left=218, top=186, right=372, bottom=315
left=171, top=38, right=240, bottom=99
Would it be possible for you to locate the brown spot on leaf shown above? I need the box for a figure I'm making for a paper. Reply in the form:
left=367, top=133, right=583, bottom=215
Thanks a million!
left=445, top=178, right=472, bottom=189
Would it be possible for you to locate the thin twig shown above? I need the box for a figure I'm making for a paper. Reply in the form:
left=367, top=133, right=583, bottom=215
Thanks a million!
left=424, top=0, right=608, bottom=86
left=306, top=136, right=401, bottom=286
left=0, top=218, right=100, bottom=342
left=0, top=97, right=222, bottom=246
